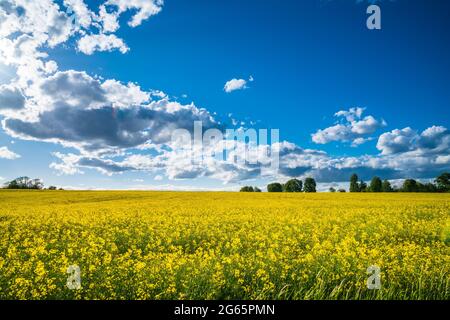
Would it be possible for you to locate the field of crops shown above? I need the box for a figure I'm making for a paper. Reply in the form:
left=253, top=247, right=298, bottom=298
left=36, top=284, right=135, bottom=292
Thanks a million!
left=0, top=190, right=448, bottom=300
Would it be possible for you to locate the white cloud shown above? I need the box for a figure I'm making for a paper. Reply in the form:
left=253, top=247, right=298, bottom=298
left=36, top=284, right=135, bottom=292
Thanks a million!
left=335, top=107, right=365, bottom=122
left=0, top=146, right=20, bottom=159
left=49, top=152, right=84, bottom=175
left=351, top=137, right=372, bottom=147
left=377, top=126, right=450, bottom=156
left=311, top=124, right=350, bottom=144
left=101, top=79, right=150, bottom=107
left=376, top=127, right=417, bottom=155
left=97, top=4, right=120, bottom=33
left=351, top=115, right=386, bottom=134
left=47, top=127, right=450, bottom=184
left=101, top=0, right=163, bottom=29
left=63, top=0, right=92, bottom=28
left=312, top=107, right=386, bottom=145
left=77, top=34, right=129, bottom=55
left=0, top=0, right=163, bottom=63
left=436, top=155, right=450, bottom=165
left=224, top=76, right=253, bottom=93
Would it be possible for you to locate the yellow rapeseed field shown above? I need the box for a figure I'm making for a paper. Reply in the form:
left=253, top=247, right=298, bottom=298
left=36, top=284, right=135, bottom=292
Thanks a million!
left=0, top=190, right=448, bottom=300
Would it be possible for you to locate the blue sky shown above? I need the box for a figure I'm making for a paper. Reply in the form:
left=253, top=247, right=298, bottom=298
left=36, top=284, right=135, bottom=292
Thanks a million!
left=0, top=0, right=449, bottom=190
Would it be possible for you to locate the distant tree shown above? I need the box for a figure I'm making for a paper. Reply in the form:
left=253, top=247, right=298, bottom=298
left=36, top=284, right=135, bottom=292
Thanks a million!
left=240, top=186, right=254, bottom=192
left=254, top=187, right=262, bottom=192
left=338, top=188, right=346, bottom=193
left=359, top=180, right=367, bottom=192
left=284, top=179, right=303, bottom=192
left=267, top=183, right=283, bottom=192
left=303, top=178, right=316, bottom=193
left=416, top=182, right=426, bottom=192
left=381, top=180, right=393, bottom=192
left=350, top=174, right=360, bottom=192
left=435, top=172, right=450, bottom=192
left=4, top=176, right=43, bottom=190
left=369, top=177, right=382, bottom=192
left=48, top=186, right=57, bottom=190
left=402, top=179, right=418, bottom=192
left=4, top=179, right=19, bottom=189
left=329, top=187, right=336, bottom=193
left=421, top=182, right=437, bottom=193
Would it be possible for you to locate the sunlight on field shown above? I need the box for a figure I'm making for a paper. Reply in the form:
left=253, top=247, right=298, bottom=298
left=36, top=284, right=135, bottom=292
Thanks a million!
left=0, top=191, right=448, bottom=300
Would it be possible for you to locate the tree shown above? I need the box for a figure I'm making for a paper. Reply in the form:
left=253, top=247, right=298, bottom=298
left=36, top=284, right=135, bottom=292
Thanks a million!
left=338, top=188, right=346, bottom=193
left=254, top=187, right=262, bottom=192
left=402, top=179, right=418, bottom=192
left=4, top=176, right=43, bottom=190
left=329, top=187, right=336, bottom=193
left=48, top=186, right=57, bottom=190
left=4, top=179, right=19, bottom=189
left=359, top=180, right=367, bottom=192
left=267, top=183, right=283, bottom=192
left=369, top=176, right=382, bottom=192
left=381, top=180, right=393, bottom=192
left=416, top=182, right=426, bottom=192
left=421, top=182, right=437, bottom=193
left=240, top=186, right=254, bottom=192
left=303, top=178, right=316, bottom=193
left=284, top=179, right=303, bottom=192
left=350, top=174, right=360, bottom=192
left=435, top=172, right=450, bottom=192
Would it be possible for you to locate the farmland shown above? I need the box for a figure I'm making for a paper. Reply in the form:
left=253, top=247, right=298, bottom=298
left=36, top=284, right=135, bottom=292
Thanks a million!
left=0, top=191, right=448, bottom=299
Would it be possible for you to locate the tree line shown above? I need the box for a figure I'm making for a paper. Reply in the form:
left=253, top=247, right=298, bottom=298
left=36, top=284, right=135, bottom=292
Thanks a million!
left=241, top=178, right=317, bottom=193
left=349, top=172, right=450, bottom=193
left=4, top=173, right=449, bottom=193
left=2, top=176, right=62, bottom=190
left=240, top=172, right=450, bottom=193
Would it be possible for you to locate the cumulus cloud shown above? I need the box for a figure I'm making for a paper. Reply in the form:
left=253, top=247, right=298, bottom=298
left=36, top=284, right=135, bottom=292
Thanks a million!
left=376, top=127, right=417, bottom=155
left=417, top=125, right=450, bottom=153
left=224, top=76, right=253, bottom=93
left=102, top=79, right=150, bottom=107
left=49, top=152, right=84, bottom=175
left=0, top=0, right=163, bottom=63
left=0, top=84, right=25, bottom=110
left=351, top=137, right=373, bottom=147
left=312, top=107, right=386, bottom=145
left=63, top=0, right=92, bottom=28
left=0, top=1, right=74, bottom=48
left=0, top=146, right=20, bottom=159
left=99, top=0, right=163, bottom=30
left=436, top=155, right=450, bottom=165
left=77, top=34, right=129, bottom=55
left=3, top=72, right=218, bottom=153
left=377, top=126, right=450, bottom=156
left=334, top=107, right=365, bottom=122
left=47, top=124, right=450, bottom=184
